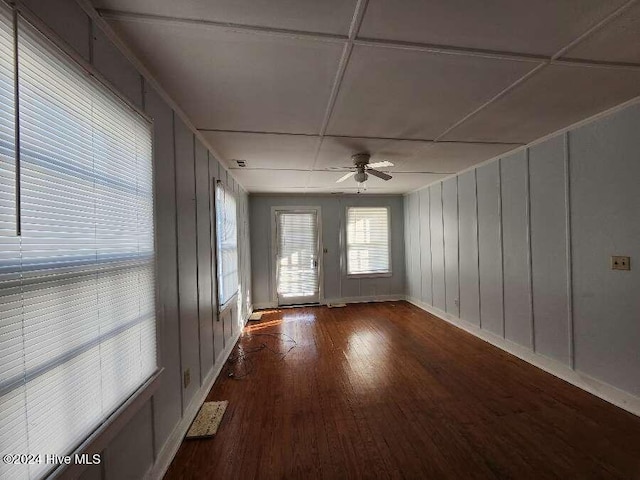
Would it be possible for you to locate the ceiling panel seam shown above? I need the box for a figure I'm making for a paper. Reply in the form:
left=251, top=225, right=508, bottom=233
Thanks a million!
left=92, top=0, right=640, bottom=194
left=406, top=94, right=640, bottom=196
left=304, top=0, right=370, bottom=191
left=433, top=63, right=548, bottom=142
left=97, top=8, right=640, bottom=70
left=97, top=8, right=348, bottom=44
left=434, top=0, right=640, bottom=142
left=552, top=0, right=639, bottom=60
left=232, top=168, right=456, bottom=174
left=199, top=129, right=525, bottom=146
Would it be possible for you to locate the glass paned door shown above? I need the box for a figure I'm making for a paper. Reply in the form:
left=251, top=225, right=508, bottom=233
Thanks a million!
left=275, top=210, right=320, bottom=305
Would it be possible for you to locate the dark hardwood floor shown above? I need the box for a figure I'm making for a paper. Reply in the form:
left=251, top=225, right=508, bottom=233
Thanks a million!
left=164, top=301, right=640, bottom=479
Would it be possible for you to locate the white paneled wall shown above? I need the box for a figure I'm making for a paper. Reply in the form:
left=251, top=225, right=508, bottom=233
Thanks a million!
left=429, top=183, right=446, bottom=311
left=174, top=116, right=201, bottom=407
left=406, top=192, right=421, bottom=300
left=418, top=189, right=432, bottom=305
left=500, top=151, right=532, bottom=348
left=529, top=135, right=571, bottom=365
left=476, top=162, right=504, bottom=336
left=250, top=194, right=405, bottom=307
left=457, top=170, right=480, bottom=326
left=442, top=178, right=459, bottom=317
left=569, top=105, right=640, bottom=397
left=405, top=101, right=640, bottom=410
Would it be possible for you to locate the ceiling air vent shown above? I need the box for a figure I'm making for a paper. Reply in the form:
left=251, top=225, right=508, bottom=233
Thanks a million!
left=235, top=159, right=247, bottom=168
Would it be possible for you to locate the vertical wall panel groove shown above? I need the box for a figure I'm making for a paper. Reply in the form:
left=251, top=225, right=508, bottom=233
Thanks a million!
left=564, top=132, right=575, bottom=370
left=171, top=111, right=183, bottom=416
left=443, top=178, right=459, bottom=316
left=458, top=171, right=480, bottom=325
left=497, top=159, right=505, bottom=338
left=529, top=135, right=571, bottom=365
left=525, top=148, right=535, bottom=352
left=195, top=139, right=214, bottom=379
left=501, top=151, right=532, bottom=348
left=476, top=162, right=503, bottom=336
left=440, top=183, right=447, bottom=311
left=415, top=192, right=420, bottom=299
left=456, top=177, right=460, bottom=317
left=429, top=184, right=445, bottom=310
left=474, top=170, right=481, bottom=328
left=419, top=188, right=432, bottom=305
left=192, top=135, right=202, bottom=386
left=428, top=187, right=434, bottom=304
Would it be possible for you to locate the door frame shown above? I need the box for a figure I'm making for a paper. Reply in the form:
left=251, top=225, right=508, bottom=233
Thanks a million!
left=270, top=206, right=324, bottom=306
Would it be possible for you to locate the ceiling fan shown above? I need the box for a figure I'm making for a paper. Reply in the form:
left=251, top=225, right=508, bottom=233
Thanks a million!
left=335, top=153, right=394, bottom=184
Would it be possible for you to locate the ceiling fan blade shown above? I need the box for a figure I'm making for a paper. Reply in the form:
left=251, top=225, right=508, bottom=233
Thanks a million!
left=368, top=160, right=394, bottom=169
left=368, top=169, right=392, bottom=181
left=336, top=171, right=356, bottom=183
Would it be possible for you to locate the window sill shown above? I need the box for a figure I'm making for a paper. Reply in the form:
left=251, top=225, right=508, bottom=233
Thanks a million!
left=218, top=292, right=239, bottom=316
left=50, top=367, right=164, bottom=480
left=346, top=272, right=393, bottom=279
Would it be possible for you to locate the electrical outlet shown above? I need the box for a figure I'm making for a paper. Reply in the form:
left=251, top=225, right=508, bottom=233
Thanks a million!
left=183, top=369, right=191, bottom=389
left=454, top=298, right=460, bottom=307
left=611, top=256, right=631, bottom=271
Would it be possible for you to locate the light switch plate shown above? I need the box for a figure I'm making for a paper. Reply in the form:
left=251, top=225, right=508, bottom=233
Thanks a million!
left=611, top=256, right=631, bottom=271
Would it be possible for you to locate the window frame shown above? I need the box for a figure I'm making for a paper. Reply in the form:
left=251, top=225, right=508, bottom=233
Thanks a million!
left=344, top=205, right=393, bottom=278
left=0, top=5, right=163, bottom=479
left=269, top=205, right=324, bottom=306
left=214, top=180, right=239, bottom=312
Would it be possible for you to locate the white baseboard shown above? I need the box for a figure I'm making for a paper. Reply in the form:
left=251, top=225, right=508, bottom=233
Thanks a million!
left=253, top=301, right=277, bottom=310
left=406, top=297, right=640, bottom=418
left=147, top=323, right=245, bottom=479
left=253, top=295, right=404, bottom=311
left=324, top=294, right=405, bottom=305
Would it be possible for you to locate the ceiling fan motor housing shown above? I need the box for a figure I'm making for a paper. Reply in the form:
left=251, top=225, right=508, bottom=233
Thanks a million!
left=351, top=153, right=371, bottom=166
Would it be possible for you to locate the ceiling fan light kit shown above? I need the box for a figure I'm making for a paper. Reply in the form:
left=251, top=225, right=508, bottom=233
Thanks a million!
left=335, top=153, right=394, bottom=186
left=354, top=171, right=368, bottom=183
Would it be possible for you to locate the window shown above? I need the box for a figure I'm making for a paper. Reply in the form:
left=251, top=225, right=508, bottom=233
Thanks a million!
left=346, top=207, right=391, bottom=276
left=215, top=181, right=238, bottom=307
left=0, top=2, right=15, bottom=238
left=0, top=9, right=156, bottom=480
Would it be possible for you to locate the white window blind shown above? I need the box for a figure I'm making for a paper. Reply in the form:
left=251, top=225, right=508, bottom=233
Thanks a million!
left=0, top=4, right=22, bottom=479
left=346, top=207, right=390, bottom=275
left=0, top=1, right=15, bottom=238
left=276, top=211, right=318, bottom=299
left=0, top=14, right=156, bottom=480
left=215, top=182, right=237, bottom=307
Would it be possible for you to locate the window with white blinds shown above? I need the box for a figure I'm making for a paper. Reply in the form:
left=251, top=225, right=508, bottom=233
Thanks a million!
left=346, top=207, right=391, bottom=276
left=0, top=10, right=156, bottom=480
left=0, top=1, right=15, bottom=238
left=215, top=181, right=238, bottom=307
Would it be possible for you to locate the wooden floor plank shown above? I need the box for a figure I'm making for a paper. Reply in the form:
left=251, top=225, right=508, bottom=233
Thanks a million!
left=164, top=301, right=640, bottom=479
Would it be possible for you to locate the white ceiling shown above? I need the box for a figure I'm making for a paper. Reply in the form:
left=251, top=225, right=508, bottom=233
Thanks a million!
left=93, top=0, right=640, bottom=194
